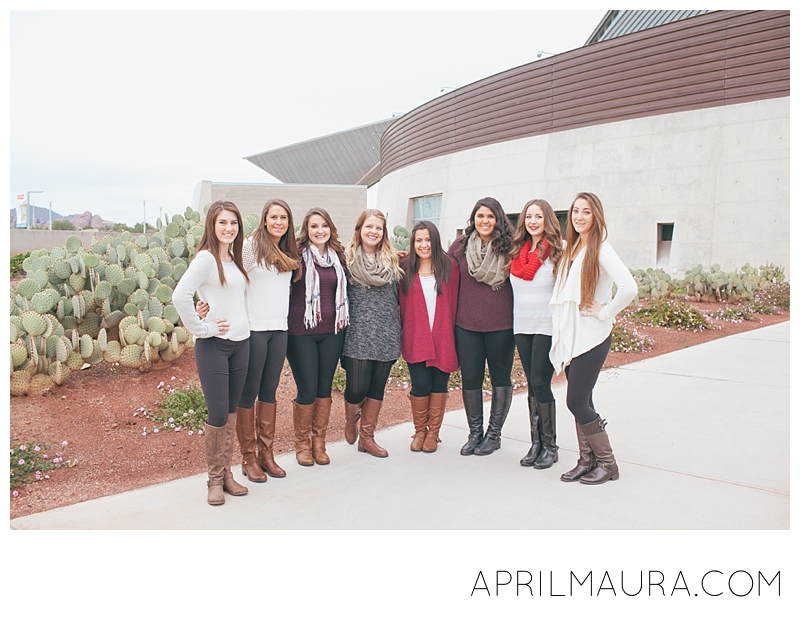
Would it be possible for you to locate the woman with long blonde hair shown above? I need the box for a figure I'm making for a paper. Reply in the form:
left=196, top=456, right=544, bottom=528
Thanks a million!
left=549, top=192, right=636, bottom=485
left=341, top=209, right=403, bottom=457
left=508, top=198, right=563, bottom=469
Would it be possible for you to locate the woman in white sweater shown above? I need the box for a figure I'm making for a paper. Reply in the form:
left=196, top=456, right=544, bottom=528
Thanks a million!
left=549, top=192, right=636, bottom=485
left=173, top=201, right=251, bottom=505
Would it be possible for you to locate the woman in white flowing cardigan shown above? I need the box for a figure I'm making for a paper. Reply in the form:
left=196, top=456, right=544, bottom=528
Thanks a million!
left=549, top=192, right=636, bottom=485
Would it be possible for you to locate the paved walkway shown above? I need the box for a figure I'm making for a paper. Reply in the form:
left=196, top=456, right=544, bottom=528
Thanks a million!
left=10, top=322, right=789, bottom=530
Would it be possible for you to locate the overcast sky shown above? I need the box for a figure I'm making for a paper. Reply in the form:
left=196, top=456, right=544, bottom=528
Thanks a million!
left=10, top=10, right=606, bottom=226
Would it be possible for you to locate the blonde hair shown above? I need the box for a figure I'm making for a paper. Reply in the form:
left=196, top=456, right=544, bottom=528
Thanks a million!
left=345, top=209, right=402, bottom=280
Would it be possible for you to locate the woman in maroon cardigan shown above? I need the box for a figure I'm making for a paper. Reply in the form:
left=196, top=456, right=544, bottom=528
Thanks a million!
left=399, top=221, right=460, bottom=453
left=449, top=197, right=515, bottom=456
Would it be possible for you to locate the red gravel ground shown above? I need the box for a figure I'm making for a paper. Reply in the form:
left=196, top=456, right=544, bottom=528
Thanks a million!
left=9, top=301, right=788, bottom=520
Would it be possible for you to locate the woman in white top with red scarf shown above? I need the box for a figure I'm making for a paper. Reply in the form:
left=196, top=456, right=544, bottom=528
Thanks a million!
left=549, top=192, right=636, bottom=485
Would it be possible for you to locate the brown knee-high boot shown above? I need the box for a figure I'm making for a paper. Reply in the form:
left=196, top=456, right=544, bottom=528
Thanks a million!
left=256, top=401, right=286, bottom=478
left=311, top=397, right=332, bottom=465
left=236, top=405, right=267, bottom=482
left=422, top=392, right=448, bottom=453
left=204, top=422, right=226, bottom=505
left=344, top=399, right=363, bottom=445
left=560, top=420, right=595, bottom=482
left=579, top=417, right=619, bottom=485
left=358, top=397, right=388, bottom=457
left=293, top=401, right=315, bottom=466
left=409, top=394, right=430, bottom=452
left=223, top=414, right=249, bottom=496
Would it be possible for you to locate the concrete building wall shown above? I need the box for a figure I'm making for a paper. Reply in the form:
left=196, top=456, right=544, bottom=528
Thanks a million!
left=192, top=181, right=368, bottom=236
left=9, top=229, right=118, bottom=256
left=377, top=98, right=789, bottom=276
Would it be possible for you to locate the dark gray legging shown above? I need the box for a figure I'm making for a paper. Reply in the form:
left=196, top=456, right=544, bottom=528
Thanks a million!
left=455, top=326, right=515, bottom=390
left=407, top=362, right=450, bottom=397
left=342, top=356, right=395, bottom=403
left=285, top=331, right=346, bottom=405
left=515, top=333, right=555, bottom=402
left=238, top=330, right=288, bottom=407
left=194, top=337, right=250, bottom=428
left=564, top=334, right=611, bottom=425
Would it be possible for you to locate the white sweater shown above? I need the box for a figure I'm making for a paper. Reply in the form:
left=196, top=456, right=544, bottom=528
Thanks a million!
left=549, top=241, right=636, bottom=373
left=509, top=254, right=556, bottom=336
left=173, top=250, right=250, bottom=341
left=242, top=238, right=292, bottom=332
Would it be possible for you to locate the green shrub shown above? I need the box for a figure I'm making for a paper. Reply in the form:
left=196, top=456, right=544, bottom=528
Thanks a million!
left=705, top=306, right=758, bottom=323
left=138, top=380, right=208, bottom=435
left=52, top=219, right=76, bottom=230
left=10, top=440, right=76, bottom=489
left=633, top=297, right=712, bottom=332
left=10, top=252, right=30, bottom=278
left=611, top=321, right=653, bottom=353
left=746, top=281, right=790, bottom=314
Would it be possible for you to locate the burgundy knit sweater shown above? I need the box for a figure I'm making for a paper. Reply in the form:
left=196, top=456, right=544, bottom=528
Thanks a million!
left=448, top=236, right=514, bottom=332
left=287, top=262, right=340, bottom=336
left=399, top=257, right=460, bottom=373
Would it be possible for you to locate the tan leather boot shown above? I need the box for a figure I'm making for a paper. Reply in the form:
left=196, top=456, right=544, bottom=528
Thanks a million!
left=422, top=392, right=448, bottom=453
left=223, top=414, right=248, bottom=496
left=256, top=401, right=286, bottom=478
left=293, top=401, right=315, bottom=466
left=358, top=397, right=388, bottom=457
left=560, top=420, right=596, bottom=482
left=409, top=394, right=430, bottom=452
left=344, top=399, right=363, bottom=445
left=236, top=405, right=267, bottom=482
left=204, top=422, right=226, bottom=505
left=579, top=417, right=619, bottom=485
left=311, top=397, right=332, bottom=465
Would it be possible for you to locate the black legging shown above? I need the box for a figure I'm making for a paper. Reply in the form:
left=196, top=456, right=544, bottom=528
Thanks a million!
left=514, top=333, right=555, bottom=403
left=455, top=326, right=515, bottom=390
left=238, top=330, right=288, bottom=407
left=407, top=362, right=450, bottom=397
left=285, top=331, right=346, bottom=405
left=194, top=337, right=250, bottom=427
left=564, top=334, right=612, bottom=425
left=341, top=356, right=395, bottom=403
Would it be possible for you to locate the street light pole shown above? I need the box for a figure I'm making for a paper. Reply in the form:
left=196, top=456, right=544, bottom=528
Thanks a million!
left=26, top=190, right=43, bottom=229
left=142, top=200, right=147, bottom=233
left=49, top=201, right=53, bottom=230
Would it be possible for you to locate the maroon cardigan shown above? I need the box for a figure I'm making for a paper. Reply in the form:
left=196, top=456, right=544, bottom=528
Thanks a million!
left=399, top=257, right=460, bottom=373
left=448, top=236, right=513, bottom=332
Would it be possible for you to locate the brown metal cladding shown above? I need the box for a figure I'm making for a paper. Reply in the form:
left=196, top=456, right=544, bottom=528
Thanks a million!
left=380, top=10, right=789, bottom=177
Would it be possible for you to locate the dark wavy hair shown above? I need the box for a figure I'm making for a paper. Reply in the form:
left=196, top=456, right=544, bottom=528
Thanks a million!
left=295, top=207, right=347, bottom=276
left=455, top=196, right=514, bottom=259
left=197, top=201, right=249, bottom=286
left=509, top=198, right=563, bottom=275
left=400, top=221, right=452, bottom=295
left=250, top=199, right=301, bottom=282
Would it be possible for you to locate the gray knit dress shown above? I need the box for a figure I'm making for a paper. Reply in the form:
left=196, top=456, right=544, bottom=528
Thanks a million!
left=342, top=280, right=401, bottom=362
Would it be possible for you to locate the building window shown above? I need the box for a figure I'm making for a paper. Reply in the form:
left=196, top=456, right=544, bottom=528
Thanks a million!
left=555, top=211, right=569, bottom=238
left=657, top=222, right=674, bottom=269
left=410, top=194, right=442, bottom=229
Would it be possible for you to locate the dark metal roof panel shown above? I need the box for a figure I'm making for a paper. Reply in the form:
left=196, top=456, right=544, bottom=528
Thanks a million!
left=245, top=119, right=394, bottom=186
left=585, top=9, right=712, bottom=44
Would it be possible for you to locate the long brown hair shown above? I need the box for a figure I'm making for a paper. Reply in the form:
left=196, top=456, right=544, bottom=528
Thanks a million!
left=509, top=199, right=563, bottom=275
left=197, top=201, right=249, bottom=286
left=559, top=192, right=608, bottom=309
left=455, top=196, right=514, bottom=258
left=250, top=199, right=301, bottom=282
left=295, top=207, right=347, bottom=275
left=345, top=209, right=402, bottom=281
left=401, top=221, right=452, bottom=295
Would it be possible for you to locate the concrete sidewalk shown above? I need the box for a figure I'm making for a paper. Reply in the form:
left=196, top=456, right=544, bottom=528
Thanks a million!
left=10, top=322, right=789, bottom=530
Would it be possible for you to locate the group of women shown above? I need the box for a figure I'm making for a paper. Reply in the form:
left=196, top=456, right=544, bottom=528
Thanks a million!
left=173, top=191, right=636, bottom=506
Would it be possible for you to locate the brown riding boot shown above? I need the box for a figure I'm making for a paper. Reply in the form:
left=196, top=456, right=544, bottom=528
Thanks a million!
left=579, top=417, right=619, bottom=485
left=311, top=397, right=332, bottom=465
left=223, top=414, right=249, bottom=496
left=358, top=397, right=388, bottom=457
left=204, top=422, right=226, bottom=505
left=344, top=399, right=363, bottom=445
left=236, top=405, right=267, bottom=482
left=256, top=401, right=286, bottom=478
left=560, top=420, right=595, bottom=482
left=293, top=401, right=315, bottom=466
left=422, top=392, right=448, bottom=453
left=408, top=394, right=430, bottom=452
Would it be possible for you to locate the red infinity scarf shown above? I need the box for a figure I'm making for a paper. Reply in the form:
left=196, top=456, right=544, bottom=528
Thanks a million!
left=510, top=238, right=549, bottom=281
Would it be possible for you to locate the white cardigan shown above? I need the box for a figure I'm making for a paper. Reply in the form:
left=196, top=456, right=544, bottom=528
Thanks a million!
left=549, top=241, right=636, bottom=374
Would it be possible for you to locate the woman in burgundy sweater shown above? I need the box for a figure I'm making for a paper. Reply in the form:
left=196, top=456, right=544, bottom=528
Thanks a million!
left=399, top=221, right=459, bottom=453
left=285, top=208, right=349, bottom=466
left=449, top=197, right=516, bottom=456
